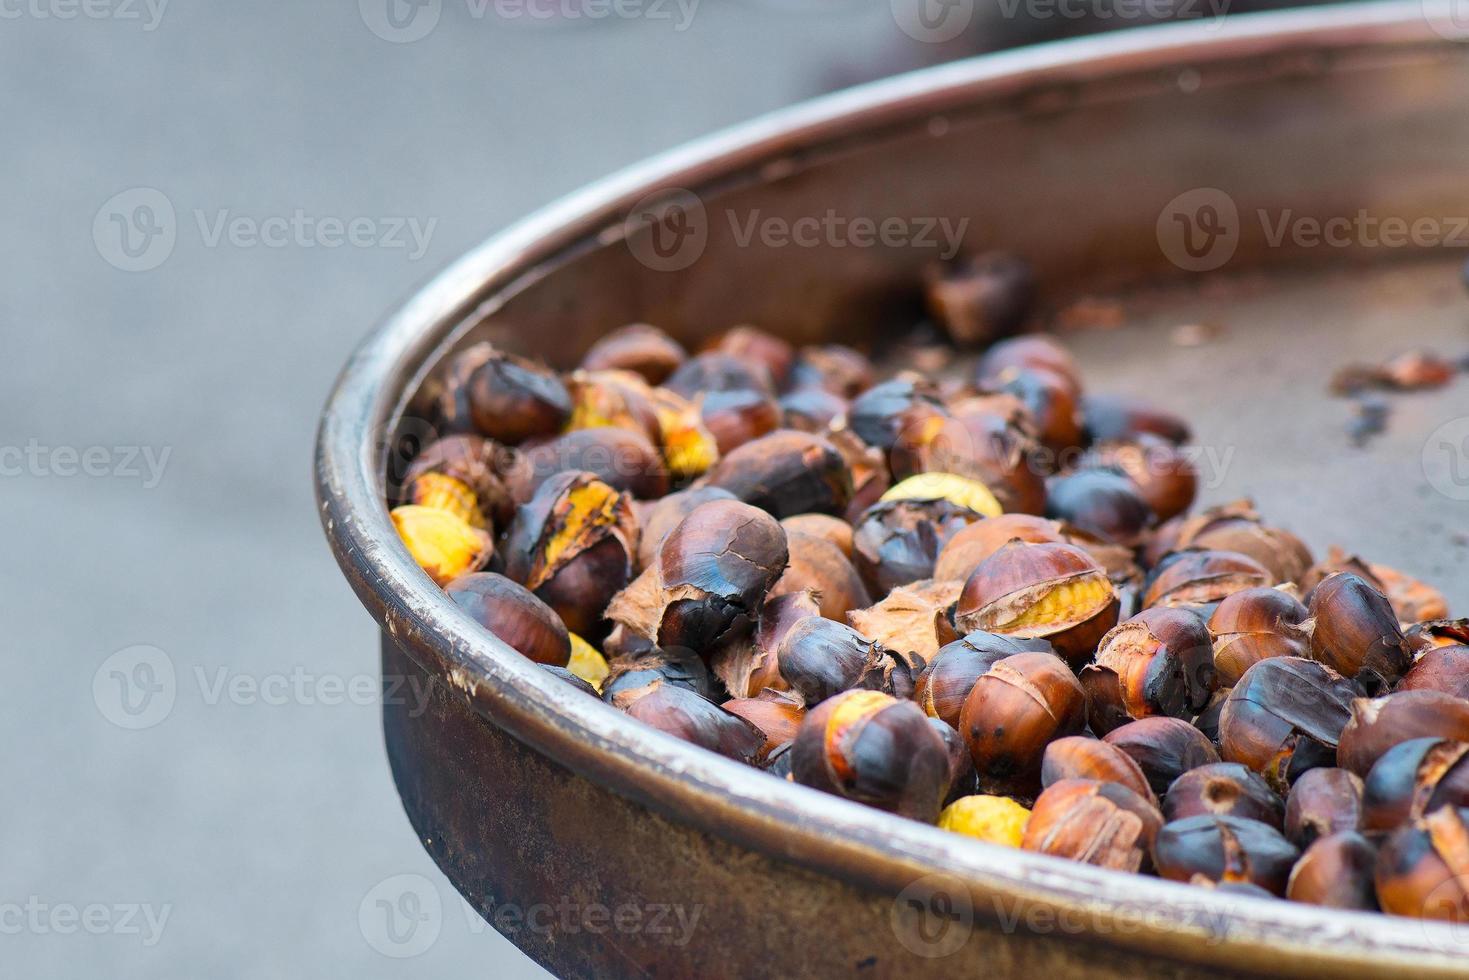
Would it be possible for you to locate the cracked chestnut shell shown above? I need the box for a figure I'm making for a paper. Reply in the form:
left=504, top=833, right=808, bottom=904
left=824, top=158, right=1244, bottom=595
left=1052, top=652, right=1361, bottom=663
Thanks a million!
left=1286, top=831, right=1379, bottom=910
left=847, top=579, right=962, bottom=664
left=601, top=645, right=717, bottom=703
left=1022, top=778, right=1163, bottom=871
left=707, top=590, right=816, bottom=699
left=1143, top=549, right=1274, bottom=610
left=1399, top=645, right=1469, bottom=699
left=791, top=689, right=951, bottom=822
left=401, top=433, right=516, bottom=531
left=915, top=631, right=1041, bottom=729
left=704, top=429, right=853, bottom=519
left=1044, top=468, right=1154, bottom=548
left=958, top=651, right=1087, bottom=796
left=1040, top=736, right=1157, bottom=805
left=933, top=513, right=1067, bottom=583
left=1162, top=762, right=1284, bottom=829
left=1218, top=657, right=1359, bottom=793
left=1208, top=587, right=1312, bottom=687
left=1336, top=691, right=1469, bottom=777
left=1163, top=501, right=1313, bottom=585
left=1103, top=717, right=1220, bottom=799
left=616, top=679, right=763, bottom=763
left=579, top=323, right=686, bottom=384
left=955, top=540, right=1119, bottom=668
left=502, top=470, right=639, bottom=640
left=888, top=404, right=1047, bottom=516
left=466, top=346, right=572, bottom=444
left=636, top=486, right=737, bottom=571
left=1285, top=767, right=1364, bottom=848
left=1153, top=814, right=1300, bottom=895
left=1081, top=606, right=1217, bottom=735
left=444, top=571, right=571, bottom=667
left=606, top=499, right=788, bottom=654
left=1306, top=572, right=1411, bottom=693
left=847, top=377, right=949, bottom=453
left=776, top=617, right=912, bottom=705
left=852, top=498, right=983, bottom=596
left=1375, top=805, right=1469, bottom=920
left=1361, top=737, right=1469, bottom=833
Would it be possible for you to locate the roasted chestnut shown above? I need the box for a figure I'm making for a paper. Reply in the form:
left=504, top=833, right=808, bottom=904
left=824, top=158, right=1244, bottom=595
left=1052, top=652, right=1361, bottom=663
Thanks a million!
left=580, top=322, right=687, bottom=384
left=958, top=651, right=1087, bottom=796
left=1081, top=392, right=1191, bottom=445
left=721, top=689, right=806, bottom=761
left=444, top=571, right=571, bottom=667
left=776, top=616, right=914, bottom=704
left=1398, top=645, right=1469, bottom=699
left=778, top=386, right=848, bottom=433
left=1361, top=738, right=1469, bottom=832
left=937, top=794, right=1031, bottom=846
left=1306, top=572, right=1411, bottom=692
left=1286, top=832, right=1379, bottom=910
left=1165, top=501, right=1313, bottom=585
left=930, top=716, right=978, bottom=804
left=516, top=426, right=670, bottom=501
left=890, top=405, right=1047, bottom=515
left=1040, top=736, right=1157, bottom=805
left=954, top=541, right=1119, bottom=668
left=465, top=345, right=572, bottom=444
left=1044, top=468, right=1154, bottom=547
left=1217, top=657, right=1359, bottom=792
left=923, top=251, right=1035, bottom=346
left=1152, top=814, right=1300, bottom=895
left=1103, top=717, right=1221, bottom=799
left=563, top=369, right=662, bottom=444
left=985, top=367, right=1084, bottom=456
left=780, top=513, right=854, bottom=558
left=1208, top=587, right=1312, bottom=686
left=933, top=513, right=1067, bottom=583
left=708, top=590, right=816, bottom=699
left=1022, top=778, right=1163, bottom=871
left=1163, top=762, right=1284, bottom=829
left=606, top=499, right=788, bottom=652
left=770, top=531, right=871, bottom=622
left=846, top=377, right=948, bottom=453
left=617, top=679, right=763, bottom=763
left=636, top=486, right=737, bottom=571
left=502, top=470, right=639, bottom=639
left=976, top=335, right=1083, bottom=394
left=391, top=504, right=494, bottom=586
left=698, top=386, right=782, bottom=456
left=664, top=350, right=774, bottom=399
left=914, top=631, right=1039, bottom=729
left=787, top=343, right=875, bottom=398
left=1143, top=550, right=1274, bottom=610
left=1284, top=767, right=1364, bottom=848
left=704, top=325, right=795, bottom=387
left=1081, top=606, right=1216, bottom=735
left=1376, top=806, right=1469, bottom=921
left=1336, top=691, right=1469, bottom=777
left=601, top=646, right=717, bottom=703
left=1087, top=436, right=1198, bottom=524
left=790, top=689, right=951, bottom=821
left=846, top=579, right=961, bottom=663
left=852, top=498, right=983, bottom=596
left=704, top=429, right=853, bottom=519
left=401, top=433, right=516, bottom=530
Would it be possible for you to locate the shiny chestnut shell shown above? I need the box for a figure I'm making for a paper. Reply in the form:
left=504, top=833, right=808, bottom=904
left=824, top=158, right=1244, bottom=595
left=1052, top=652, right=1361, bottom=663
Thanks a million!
left=444, top=571, right=571, bottom=667
left=914, top=631, right=1039, bottom=729
left=1306, top=572, right=1410, bottom=692
left=1081, top=606, right=1216, bottom=735
left=1399, top=645, right=1469, bottom=699
left=1336, top=691, right=1469, bottom=777
left=1153, top=814, right=1300, bottom=895
left=1217, top=657, right=1359, bottom=792
left=1360, top=737, right=1469, bottom=832
left=1162, top=762, right=1284, bottom=829
left=1208, top=587, right=1311, bottom=687
left=704, top=429, right=853, bottom=519
left=1103, top=717, right=1221, bottom=799
left=1040, top=736, right=1157, bottom=804
left=579, top=323, right=687, bottom=384
left=851, top=498, right=983, bottom=596
left=1375, top=806, right=1469, bottom=920
left=958, top=651, right=1087, bottom=796
left=1044, top=468, right=1154, bottom=547
left=466, top=347, right=572, bottom=444
left=619, top=680, right=763, bottom=763
left=1144, top=549, right=1274, bottom=610
left=1284, top=767, right=1364, bottom=848
left=1022, top=778, right=1163, bottom=872
left=1286, top=831, right=1379, bottom=910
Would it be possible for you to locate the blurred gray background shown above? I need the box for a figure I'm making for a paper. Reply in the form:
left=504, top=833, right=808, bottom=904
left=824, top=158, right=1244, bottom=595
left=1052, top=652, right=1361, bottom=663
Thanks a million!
left=0, top=1, right=1378, bottom=977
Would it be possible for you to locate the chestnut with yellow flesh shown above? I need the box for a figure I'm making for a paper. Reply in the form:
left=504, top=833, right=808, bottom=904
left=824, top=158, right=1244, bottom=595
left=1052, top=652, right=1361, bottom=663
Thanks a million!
left=993, top=574, right=1114, bottom=634
left=651, top=388, right=720, bottom=480
left=390, top=504, right=493, bottom=586
left=938, top=795, right=1031, bottom=847
left=406, top=471, right=486, bottom=528
left=567, top=633, right=610, bottom=691
left=881, top=472, right=1004, bottom=519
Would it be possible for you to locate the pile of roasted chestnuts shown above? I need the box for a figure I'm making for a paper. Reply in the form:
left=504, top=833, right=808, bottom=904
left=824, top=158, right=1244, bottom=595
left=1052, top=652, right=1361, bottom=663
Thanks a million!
left=386, top=257, right=1466, bottom=922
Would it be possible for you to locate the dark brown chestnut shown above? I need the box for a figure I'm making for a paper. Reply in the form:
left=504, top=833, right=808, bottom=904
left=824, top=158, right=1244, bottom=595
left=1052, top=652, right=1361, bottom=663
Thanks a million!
left=1286, top=832, right=1379, bottom=910
left=707, top=590, right=817, bottom=699
left=1040, top=736, right=1157, bottom=805
left=1375, top=806, right=1469, bottom=920
left=770, top=531, right=871, bottom=623
left=1081, top=392, right=1191, bottom=445
left=778, top=386, right=848, bottom=434
left=465, top=345, right=572, bottom=445
left=787, top=343, right=875, bottom=398
left=914, top=631, right=1039, bottom=729
left=606, top=499, right=788, bottom=653
left=721, top=689, right=806, bottom=761
left=1284, top=768, right=1364, bottom=848
left=1103, top=717, right=1221, bottom=799
left=1399, top=645, right=1469, bottom=699
left=923, top=251, right=1035, bottom=346
left=1153, top=814, right=1300, bottom=895
left=444, top=571, right=571, bottom=667
left=617, top=679, right=763, bottom=763
left=1163, top=762, right=1284, bottom=829
left=1361, top=738, right=1469, bottom=833
left=636, top=486, right=738, bottom=571
left=704, top=429, right=853, bottom=519
left=1218, top=657, right=1359, bottom=793
left=1081, top=606, right=1217, bottom=735
left=851, top=498, right=983, bottom=596
left=516, top=426, right=670, bottom=501
left=985, top=367, right=1084, bottom=456
left=664, top=350, right=774, bottom=399
left=1336, top=691, right=1469, bottom=777
left=1045, top=468, right=1154, bottom=548
left=976, top=335, right=1083, bottom=393
left=1306, top=572, right=1411, bottom=693
left=847, top=377, right=948, bottom=453
left=1208, top=587, right=1312, bottom=687
left=790, top=689, right=951, bottom=822
left=1087, top=436, right=1198, bottom=524
left=958, top=651, right=1087, bottom=796
left=955, top=541, right=1120, bottom=668
left=601, top=646, right=717, bottom=703
left=502, top=470, right=639, bottom=640
left=580, top=323, right=687, bottom=384
left=1144, top=550, right=1274, bottom=610
left=930, top=717, right=978, bottom=804
left=704, top=325, right=795, bottom=387
left=776, top=616, right=913, bottom=705
left=1022, top=778, right=1163, bottom=871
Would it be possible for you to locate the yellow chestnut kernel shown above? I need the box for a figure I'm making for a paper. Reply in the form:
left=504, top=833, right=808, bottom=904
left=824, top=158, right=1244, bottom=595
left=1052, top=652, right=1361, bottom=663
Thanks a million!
left=881, top=472, right=1003, bottom=518
left=649, top=388, right=719, bottom=479
left=996, top=574, right=1114, bottom=633
left=390, top=505, right=493, bottom=587
left=408, top=471, right=485, bottom=528
left=567, top=633, right=610, bottom=691
left=938, top=795, right=1031, bottom=847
